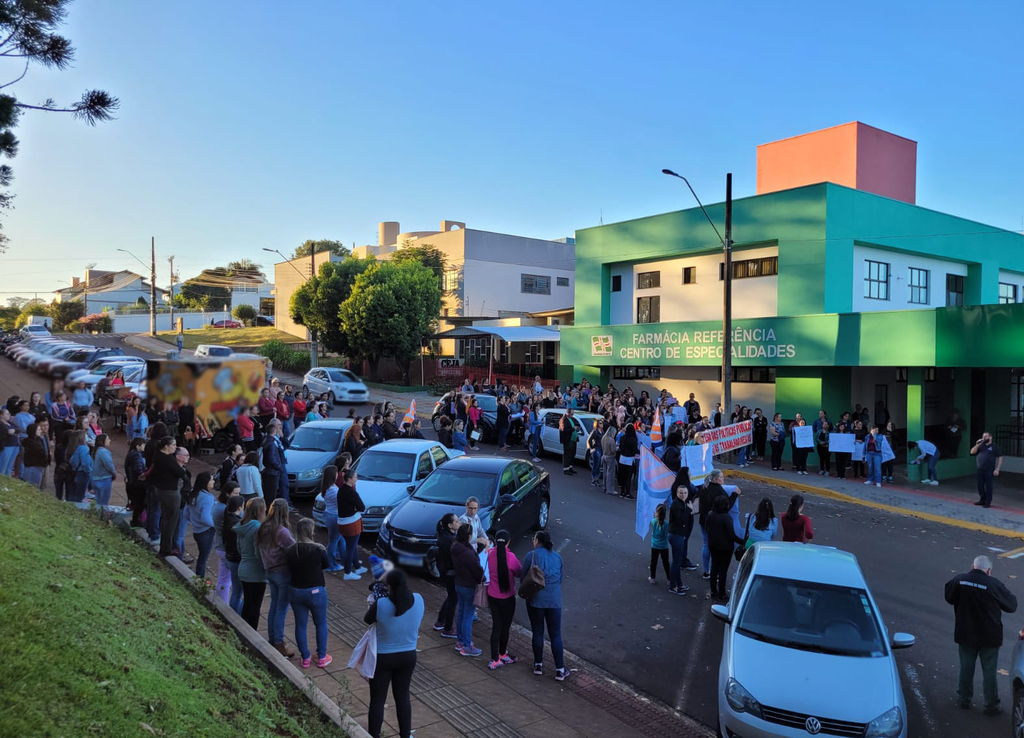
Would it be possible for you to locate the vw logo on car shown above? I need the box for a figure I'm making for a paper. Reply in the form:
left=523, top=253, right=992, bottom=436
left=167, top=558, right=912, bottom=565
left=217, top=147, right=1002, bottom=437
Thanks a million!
left=804, top=716, right=822, bottom=735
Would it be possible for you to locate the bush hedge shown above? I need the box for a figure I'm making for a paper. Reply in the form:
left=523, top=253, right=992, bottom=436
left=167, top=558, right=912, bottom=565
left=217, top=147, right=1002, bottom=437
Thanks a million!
left=257, top=340, right=310, bottom=374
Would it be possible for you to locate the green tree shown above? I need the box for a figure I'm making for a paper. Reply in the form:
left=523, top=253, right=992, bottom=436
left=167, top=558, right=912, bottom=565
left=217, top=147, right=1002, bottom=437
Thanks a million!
left=291, top=239, right=350, bottom=260
left=0, top=0, right=119, bottom=253
left=15, top=301, right=48, bottom=327
left=226, top=259, right=264, bottom=279
left=0, top=304, right=19, bottom=330
left=339, top=260, right=441, bottom=385
left=177, top=269, right=231, bottom=311
left=50, top=299, right=84, bottom=330
left=232, top=303, right=257, bottom=326
left=290, top=257, right=374, bottom=357
left=390, top=244, right=448, bottom=290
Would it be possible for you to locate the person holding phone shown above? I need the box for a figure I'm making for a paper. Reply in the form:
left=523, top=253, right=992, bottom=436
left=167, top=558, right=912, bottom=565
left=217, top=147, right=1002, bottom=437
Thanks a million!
left=971, top=432, right=1003, bottom=508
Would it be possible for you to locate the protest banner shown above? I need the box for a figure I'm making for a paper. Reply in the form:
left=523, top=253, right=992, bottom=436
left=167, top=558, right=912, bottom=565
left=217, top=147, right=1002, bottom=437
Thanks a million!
left=828, top=433, right=855, bottom=453
left=698, top=420, right=753, bottom=456
left=793, top=425, right=814, bottom=448
left=684, top=444, right=715, bottom=484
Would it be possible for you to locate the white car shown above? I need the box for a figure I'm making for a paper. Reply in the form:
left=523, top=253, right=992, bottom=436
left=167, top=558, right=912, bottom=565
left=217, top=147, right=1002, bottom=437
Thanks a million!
left=312, top=439, right=462, bottom=531
left=713, top=542, right=913, bottom=738
left=536, top=408, right=604, bottom=463
left=19, top=324, right=50, bottom=338
left=67, top=359, right=145, bottom=387
left=195, top=344, right=233, bottom=359
left=303, top=367, right=369, bottom=404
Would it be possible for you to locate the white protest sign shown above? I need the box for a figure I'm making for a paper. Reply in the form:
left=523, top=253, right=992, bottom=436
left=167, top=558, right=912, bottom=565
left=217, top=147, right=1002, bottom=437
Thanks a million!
left=793, top=426, right=814, bottom=449
left=829, top=433, right=855, bottom=453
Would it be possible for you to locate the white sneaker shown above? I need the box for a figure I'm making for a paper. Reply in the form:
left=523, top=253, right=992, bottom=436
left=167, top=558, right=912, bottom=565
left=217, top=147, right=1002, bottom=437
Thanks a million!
left=864, top=480, right=872, bottom=485
left=931, top=480, right=940, bottom=486
left=343, top=573, right=361, bottom=580
left=354, top=566, right=368, bottom=575
left=532, top=457, right=541, bottom=463
left=875, top=483, right=881, bottom=488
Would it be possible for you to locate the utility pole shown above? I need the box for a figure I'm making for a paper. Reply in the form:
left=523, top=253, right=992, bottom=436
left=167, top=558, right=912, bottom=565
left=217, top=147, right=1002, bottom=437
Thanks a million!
left=168, top=255, right=175, bottom=331
left=150, top=237, right=157, bottom=336
left=722, top=173, right=733, bottom=421
left=309, top=246, right=318, bottom=367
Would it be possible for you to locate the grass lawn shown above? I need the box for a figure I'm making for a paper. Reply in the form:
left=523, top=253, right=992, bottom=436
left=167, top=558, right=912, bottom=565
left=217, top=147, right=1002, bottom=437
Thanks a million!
left=0, top=479, right=344, bottom=738
left=155, top=326, right=305, bottom=349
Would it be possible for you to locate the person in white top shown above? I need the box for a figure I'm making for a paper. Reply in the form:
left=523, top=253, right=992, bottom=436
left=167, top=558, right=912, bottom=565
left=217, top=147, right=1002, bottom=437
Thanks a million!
left=908, top=439, right=940, bottom=485
left=459, top=496, right=488, bottom=551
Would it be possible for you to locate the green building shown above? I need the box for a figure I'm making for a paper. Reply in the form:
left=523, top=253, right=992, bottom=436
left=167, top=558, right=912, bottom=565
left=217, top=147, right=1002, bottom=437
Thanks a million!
left=561, top=172, right=1024, bottom=479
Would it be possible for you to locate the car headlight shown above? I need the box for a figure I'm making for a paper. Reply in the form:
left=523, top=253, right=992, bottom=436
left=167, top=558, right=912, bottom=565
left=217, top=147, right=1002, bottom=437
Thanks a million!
left=865, top=707, right=903, bottom=738
left=297, top=468, right=323, bottom=480
left=725, top=678, right=762, bottom=719
left=366, top=505, right=393, bottom=516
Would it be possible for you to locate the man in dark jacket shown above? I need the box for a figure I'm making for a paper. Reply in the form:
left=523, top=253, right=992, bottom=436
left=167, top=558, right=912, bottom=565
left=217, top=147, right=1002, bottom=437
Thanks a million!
left=559, top=409, right=578, bottom=476
left=364, top=415, right=385, bottom=447
left=381, top=410, right=401, bottom=440
left=261, top=419, right=290, bottom=508
left=945, top=555, right=1018, bottom=713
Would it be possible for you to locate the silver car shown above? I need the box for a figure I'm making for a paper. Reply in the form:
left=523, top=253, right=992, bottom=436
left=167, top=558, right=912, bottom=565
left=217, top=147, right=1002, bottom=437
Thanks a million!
left=713, top=542, right=914, bottom=738
left=284, top=419, right=353, bottom=498
left=1009, top=628, right=1024, bottom=736
left=536, top=408, right=603, bottom=463
left=313, top=439, right=463, bottom=531
left=302, top=367, right=369, bottom=404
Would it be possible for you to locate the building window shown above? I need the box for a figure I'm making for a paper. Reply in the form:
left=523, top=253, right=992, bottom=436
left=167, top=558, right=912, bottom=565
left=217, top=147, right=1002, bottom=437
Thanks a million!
left=521, top=274, right=551, bottom=295
left=613, top=366, right=661, bottom=380
left=719, top=256, right=779, bottom=280
left=1012, top=370, right=1024, bottom=426
left=525, top=342, right=541, bottom=363
left=733, top=367, right=776, bottom=384
left=946, top=274, right=964, bottom=306
left=682, top=266, right=696, bottom=284
left=636, top=296, right=660, bottom=324
left=999, top=282, right=1018, bottom=304
left=908, top=268, right=929, bottom=304
left=556, top=276, right=569, bottom=287
left=611, top=275, right=622, bottom=292
left=864, top=260, right=890, bottom=300
left=442, top=268, right=459, bottom=293
left=637, top=271, right=660, bottom=289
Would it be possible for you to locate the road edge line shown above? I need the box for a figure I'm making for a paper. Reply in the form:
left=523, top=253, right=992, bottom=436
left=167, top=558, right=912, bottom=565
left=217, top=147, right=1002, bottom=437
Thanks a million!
left=729, top=469, right=1024, bottom=541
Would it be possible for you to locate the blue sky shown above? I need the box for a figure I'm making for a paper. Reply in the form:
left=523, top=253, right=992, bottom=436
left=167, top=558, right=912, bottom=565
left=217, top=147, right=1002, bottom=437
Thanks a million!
left=2, top=0, right=1022, bottom=296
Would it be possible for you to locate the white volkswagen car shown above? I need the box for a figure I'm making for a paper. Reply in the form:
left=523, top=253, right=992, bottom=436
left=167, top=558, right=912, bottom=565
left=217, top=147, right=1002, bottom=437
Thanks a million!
left=713, top=542, right=913, bottom=738
left=302, top=367, right=369, bottom=404
left=536, top=408, right=603, bottom=463
left=313, top=439, right=462, bottom=531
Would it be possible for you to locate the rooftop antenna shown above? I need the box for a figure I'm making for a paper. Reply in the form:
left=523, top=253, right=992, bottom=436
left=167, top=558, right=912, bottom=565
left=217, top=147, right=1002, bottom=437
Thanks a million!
left=600, top=208, right=604, bottom=226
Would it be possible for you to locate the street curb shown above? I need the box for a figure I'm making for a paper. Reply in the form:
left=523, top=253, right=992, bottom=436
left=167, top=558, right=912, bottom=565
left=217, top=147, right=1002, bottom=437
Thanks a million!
left=110, top=514, right=370, bottom=738
left=729, top=469, right=1024, bottom=541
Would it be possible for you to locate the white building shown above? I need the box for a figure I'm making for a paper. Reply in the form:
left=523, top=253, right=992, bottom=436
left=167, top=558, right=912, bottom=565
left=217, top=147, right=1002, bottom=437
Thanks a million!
left=54, top=270, right=166, bottom=310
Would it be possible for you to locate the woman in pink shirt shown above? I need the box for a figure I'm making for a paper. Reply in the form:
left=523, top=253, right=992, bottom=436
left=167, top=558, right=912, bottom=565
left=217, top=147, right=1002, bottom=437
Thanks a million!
left=467, top=398, right=482, bottom=450
left=486, top=530, right=523, bottom=670
left=237, top=408, right=255, bottom=452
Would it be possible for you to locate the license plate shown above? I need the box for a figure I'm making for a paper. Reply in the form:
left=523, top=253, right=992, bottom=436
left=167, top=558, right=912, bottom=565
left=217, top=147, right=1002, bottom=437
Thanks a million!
left=398, top=555, right=422, bottom=567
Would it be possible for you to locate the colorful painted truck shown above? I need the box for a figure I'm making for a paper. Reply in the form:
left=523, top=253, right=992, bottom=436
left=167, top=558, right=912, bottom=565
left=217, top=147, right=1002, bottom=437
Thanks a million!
left=146, top=358, right=265, bottom=452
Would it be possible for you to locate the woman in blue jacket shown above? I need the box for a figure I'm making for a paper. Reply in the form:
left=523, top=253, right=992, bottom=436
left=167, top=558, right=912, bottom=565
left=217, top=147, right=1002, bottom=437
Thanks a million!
left=528, top=404, right=543, bottom=462
left=90, top=434, right=116, bottom=506
left=452, top=420, right=470, bottom=453
left=185, top=471, right=218, bottom=578
left=522, top=531, right=567, bottom=681
left=67, top=430, right=92, bottom=503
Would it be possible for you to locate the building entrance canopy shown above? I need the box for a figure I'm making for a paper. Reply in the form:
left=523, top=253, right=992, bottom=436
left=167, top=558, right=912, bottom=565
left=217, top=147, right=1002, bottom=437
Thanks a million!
left=432, top=325, right=561, bottom=343
left=561, top=304, right=1024, bottom=368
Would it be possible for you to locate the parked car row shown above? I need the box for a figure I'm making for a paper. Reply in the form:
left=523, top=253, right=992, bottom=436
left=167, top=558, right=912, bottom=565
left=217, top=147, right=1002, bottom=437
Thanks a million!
left=3, top=334, right=129, bottom=381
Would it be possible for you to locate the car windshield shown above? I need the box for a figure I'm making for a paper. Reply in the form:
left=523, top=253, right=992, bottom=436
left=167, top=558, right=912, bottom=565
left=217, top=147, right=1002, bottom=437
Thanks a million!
left=474, top=395, right=497, bottom=412
left=736, top=575, right=886, bottom=658
left=412, top=468, right=495, bottom=506
left=287, top=426, right=342, bottom=452
left=328, top=369, right=358, bottom=383
left=205, top=347, right=232, bottom=357
left=354, top=451, right=415, bottom=482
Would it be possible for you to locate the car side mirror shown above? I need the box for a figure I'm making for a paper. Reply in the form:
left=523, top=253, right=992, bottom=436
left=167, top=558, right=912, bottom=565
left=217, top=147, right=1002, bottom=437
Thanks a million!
left=499, top=494, right=515, bottom=506
left=406, top=485, right=416, bottom=495
left=891, top=632, right=915, bottom=649
left=710, top=604, right=731, bottom=624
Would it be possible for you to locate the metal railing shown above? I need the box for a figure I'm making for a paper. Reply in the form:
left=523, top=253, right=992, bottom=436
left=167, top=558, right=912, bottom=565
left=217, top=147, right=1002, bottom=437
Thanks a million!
left=996, top=424, right=1024, bottom=457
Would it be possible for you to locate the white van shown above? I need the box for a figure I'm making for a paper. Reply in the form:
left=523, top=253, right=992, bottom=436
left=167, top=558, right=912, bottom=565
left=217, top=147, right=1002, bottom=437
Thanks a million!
left=194, top=344, right=233, bottom=359
left=28, top=316, right=53, bottom=329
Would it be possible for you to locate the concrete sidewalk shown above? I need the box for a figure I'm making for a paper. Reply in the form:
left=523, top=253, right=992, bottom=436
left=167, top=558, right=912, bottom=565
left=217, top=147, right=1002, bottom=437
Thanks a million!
left=728, top=457, right=1024, bottom=538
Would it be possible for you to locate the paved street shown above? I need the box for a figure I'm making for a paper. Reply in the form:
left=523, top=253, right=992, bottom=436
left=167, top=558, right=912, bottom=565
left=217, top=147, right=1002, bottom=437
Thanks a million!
left=6, top=335, right=1024, bottom=737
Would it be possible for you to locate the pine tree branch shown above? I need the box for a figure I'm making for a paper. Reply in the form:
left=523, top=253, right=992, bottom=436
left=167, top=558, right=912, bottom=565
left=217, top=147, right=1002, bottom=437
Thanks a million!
left=0, top=60, right=29, bottom=90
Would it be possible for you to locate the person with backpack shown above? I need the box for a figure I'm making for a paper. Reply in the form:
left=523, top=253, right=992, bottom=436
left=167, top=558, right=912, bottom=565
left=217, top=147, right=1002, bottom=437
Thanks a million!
left=522, top=531, right=567, bottom=681
left=486, top=530, right=522, bottom=671
left=743, top=497, right=779, bottom=549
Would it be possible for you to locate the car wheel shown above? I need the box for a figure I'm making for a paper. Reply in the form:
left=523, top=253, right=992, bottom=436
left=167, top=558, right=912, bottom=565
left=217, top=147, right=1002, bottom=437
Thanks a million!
left=328, top=391, right=336, bottom=404
left=302, top=384, right=309, bottom=396
left=532, top=497, right=549, bottom=531
left=432, top=414, right=442, bottom=433
left=1014, top=686, right=1024, bottom=738
left=212, top=430, right=232, bottom=454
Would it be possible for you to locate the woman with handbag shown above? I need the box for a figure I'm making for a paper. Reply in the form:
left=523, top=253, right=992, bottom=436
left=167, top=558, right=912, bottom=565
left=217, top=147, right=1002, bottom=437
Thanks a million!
left=451, top=523, right=484, bottom=657
left=522, top=531, right=567, bottom=681
left=432, top=513, right=459, bottom=638
left=364, top=568, right=424, bottom=738
left=486, top=529, right=522, bottom=670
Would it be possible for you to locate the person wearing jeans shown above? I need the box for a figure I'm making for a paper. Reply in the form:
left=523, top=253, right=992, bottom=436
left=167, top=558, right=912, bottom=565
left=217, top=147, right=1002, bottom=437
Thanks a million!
left=258, top=498, right=296, bottom=658
left=768, top=414, right=786, bottom=471
left=287, top=518, right=332, bottom=668
left=335, top=469, right=366, bottom=580
left=667, top=482, right=695, bottom=595
left=528, top=406, right=542, bottom=461
left=218, top=493, right=244, bottom=609
left=451, top=523, right=484, bottom=656
left=365, top=569, right=424, bottom=738
left=184, top=471, right=218, bottom=578
left=20, top=423, right=50, bottom=489
left=863, top=426, right=884, bottom=487
left=945, top=555, right=1018, bottom=713
left=522, top=531, right=567, bottom=680
left=0, top=408, right=20, bottom=476
left=908, top=439, right=941, bottom=485
left=319, top=466, right=343, bottom=571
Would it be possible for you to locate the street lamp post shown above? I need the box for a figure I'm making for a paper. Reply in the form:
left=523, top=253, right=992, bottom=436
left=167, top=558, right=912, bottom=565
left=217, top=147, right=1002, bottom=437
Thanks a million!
left=117, top=244, right=157, bottom=336
left=662, top=169, right=734, bottom=420
left=264, top=247, right=318, bottom=368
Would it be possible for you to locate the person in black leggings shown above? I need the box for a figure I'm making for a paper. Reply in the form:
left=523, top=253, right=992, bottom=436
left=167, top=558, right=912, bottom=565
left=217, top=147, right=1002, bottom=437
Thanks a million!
left=365, top=569, right=425, bottom=738
left=432, top=513, right=459, bottom=637
left=706, top=494, right=744, bottom=601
